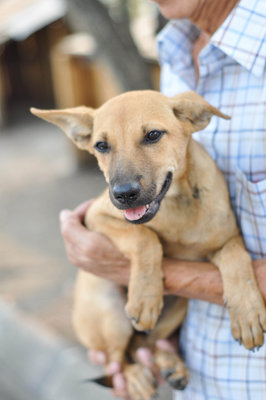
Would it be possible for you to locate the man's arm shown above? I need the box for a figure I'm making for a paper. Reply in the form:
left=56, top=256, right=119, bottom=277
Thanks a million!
left=59, top=203, right=266, bottom=305
left=162, top=258, right=223, bottom=304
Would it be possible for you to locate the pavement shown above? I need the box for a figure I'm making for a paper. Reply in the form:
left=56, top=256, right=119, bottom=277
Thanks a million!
left=0, top=109, right=172, bottom=400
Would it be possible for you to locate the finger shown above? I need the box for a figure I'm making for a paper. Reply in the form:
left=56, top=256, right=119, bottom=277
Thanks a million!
left=89, top=349, right=107, bottom=365
left=73, top=199, right=94, bottom=220
left=112, top=373, right=129, bottom=399
left=59, top=209, right=73, bottom=224
left=59, top=208, right=105, bottom=249
left=156, top=339, right=176, bottom=353
left=59, top=209, right=90, bottom=241
left=59, top=200, right=93, bottom=227
left=106, top=361, right=122, bottom=375
left=136, top=347, right=161, bottom=382
left=59, top=204, right=127, bottom=262
left=136, top=347, right=153, bottom=368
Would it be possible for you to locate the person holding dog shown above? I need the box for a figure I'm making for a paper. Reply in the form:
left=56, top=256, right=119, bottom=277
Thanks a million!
left=59, top=0, right=266, bottom=399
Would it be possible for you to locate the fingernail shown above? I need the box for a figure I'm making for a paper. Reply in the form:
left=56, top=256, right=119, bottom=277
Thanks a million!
left=156, top=339, right=174, bottom=352
left=106, top=362, right=121, bottom=375
left=90, top=350, right=107, bottom=365
left=113, top=373, right=126, bottom=390
left=136, top=347, right=153, bottom=366
left=59, top=209, right=72, bottom=221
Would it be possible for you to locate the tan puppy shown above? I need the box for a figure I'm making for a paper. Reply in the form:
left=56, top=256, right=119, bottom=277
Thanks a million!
left=31, top=91, right=266, bottom=399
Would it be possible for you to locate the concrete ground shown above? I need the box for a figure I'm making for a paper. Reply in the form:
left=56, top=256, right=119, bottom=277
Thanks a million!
left=0, top=109, right=172, bottom=400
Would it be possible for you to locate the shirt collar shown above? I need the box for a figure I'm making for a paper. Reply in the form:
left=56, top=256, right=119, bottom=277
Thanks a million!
left=211, top=0, right=266, bottom=76
left=157, top=0, right=265, bottom=77
left=157, top=19, right=200, bottom=88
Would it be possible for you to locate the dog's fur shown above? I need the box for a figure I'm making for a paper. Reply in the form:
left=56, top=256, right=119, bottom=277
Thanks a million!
left=31, top=91, right=266, bottom=399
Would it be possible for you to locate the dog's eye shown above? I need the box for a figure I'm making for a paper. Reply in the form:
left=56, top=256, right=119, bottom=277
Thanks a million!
left=94, top=141, right=110, bottom=153
left=143, top=130, right=165, bottom=144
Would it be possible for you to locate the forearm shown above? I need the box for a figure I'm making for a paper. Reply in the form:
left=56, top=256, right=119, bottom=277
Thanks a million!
left=163, top=258, right=223, bottom=304
left=60, top=206, right=266, bottom=305
left=163, top=257, right=266, bottom=306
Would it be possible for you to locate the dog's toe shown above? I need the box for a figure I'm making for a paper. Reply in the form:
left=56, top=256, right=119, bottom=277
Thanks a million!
left=124, top=363, right=157, bottom=400
left=125, top=296, right=163, bottom=331
left=168, top=376, right=188, bottom=390
left=161, top=368, right=176, bottom=380
left=155, top=349, right=189, bottom=391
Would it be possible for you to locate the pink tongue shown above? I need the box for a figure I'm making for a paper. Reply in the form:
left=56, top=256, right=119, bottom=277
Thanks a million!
left=124, top=205, right=146, bottom=221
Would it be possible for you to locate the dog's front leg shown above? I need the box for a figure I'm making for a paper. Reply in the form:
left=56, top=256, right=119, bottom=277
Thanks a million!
left=210, top=235, right=266, bottom=350
left=86, top=206, right=164, bottom=332
left=124, top=226, right=164, bottom=331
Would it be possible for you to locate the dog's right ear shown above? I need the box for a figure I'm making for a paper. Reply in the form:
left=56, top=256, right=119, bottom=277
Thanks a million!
left=170, top=91, right=230, bottom=134
left=30, top=106, right=94, bottom=150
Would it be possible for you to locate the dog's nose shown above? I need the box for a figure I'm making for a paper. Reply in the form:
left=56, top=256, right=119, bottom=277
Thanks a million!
left=112, top=182, right=141, bottom=204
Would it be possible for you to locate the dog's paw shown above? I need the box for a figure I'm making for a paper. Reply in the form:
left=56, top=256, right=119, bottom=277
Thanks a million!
left=125, top=294, right=163, bottom=331
left=124, top=363, right=157, bottom=400
left=226, top=286, right=266, bottom=350
left=155, top=350, right=189, bottom=391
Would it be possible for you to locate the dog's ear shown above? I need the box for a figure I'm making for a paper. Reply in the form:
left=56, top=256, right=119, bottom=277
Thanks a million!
left=171, top=91, right=230, bottom=133
left=30, top=106, right=94, bottom=150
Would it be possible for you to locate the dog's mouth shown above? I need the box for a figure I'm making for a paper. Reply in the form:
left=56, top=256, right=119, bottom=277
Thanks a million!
left=124, top=172, right=173, bottom=224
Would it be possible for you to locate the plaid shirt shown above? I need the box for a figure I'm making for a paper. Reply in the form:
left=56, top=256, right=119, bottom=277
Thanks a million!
left=157, top=0, right=266, bottom=399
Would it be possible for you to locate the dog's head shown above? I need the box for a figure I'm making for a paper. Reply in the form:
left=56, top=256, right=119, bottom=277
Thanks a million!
left=31, top=91, right=229, bottom=224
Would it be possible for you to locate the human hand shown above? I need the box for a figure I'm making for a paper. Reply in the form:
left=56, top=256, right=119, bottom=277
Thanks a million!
left=89, top=349, right=129, bottom=399
left=59, top=200, right=130, bottom=285
left=88, top=339, right=175, bottom=399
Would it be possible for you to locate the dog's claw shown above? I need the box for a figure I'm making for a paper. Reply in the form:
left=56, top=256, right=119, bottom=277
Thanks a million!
left=161, top=368, right=176, bottom=380
left=144, top=329, right=152, bottom=335
left=168, top=377, right=188, bottom=391
left=250, top=344, right=262, bottom=353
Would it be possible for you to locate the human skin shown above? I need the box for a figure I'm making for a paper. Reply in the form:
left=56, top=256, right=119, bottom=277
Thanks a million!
left=151, top=0, right=239, bottom=35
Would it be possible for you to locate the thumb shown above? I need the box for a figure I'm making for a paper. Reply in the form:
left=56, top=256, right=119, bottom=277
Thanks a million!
left=73, top=199, right=94, bottom=221
left=59, top=209, right=73, bottom=222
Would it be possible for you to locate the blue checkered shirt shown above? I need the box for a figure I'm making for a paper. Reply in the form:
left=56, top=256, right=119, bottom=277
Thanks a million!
left=157, top=0, right=266, bottom=398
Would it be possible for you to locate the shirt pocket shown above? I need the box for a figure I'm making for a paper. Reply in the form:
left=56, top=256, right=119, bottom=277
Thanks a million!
left=235, top=168, right=266, bottom=259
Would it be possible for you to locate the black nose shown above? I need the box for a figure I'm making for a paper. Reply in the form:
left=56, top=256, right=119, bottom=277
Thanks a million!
left=112, top=182, right=141, bottom=204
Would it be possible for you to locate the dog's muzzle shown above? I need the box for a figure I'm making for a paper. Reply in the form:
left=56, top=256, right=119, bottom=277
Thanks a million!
left=110, top=172, right=173, bottom=224
left=112, top=181, right=141, bottom=205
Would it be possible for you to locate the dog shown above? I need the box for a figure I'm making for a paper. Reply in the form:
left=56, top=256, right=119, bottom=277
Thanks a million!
left=31, top=90, right=266, bottom=399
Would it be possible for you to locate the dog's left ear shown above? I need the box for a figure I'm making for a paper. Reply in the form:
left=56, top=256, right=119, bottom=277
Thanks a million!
left=171, top=91, right=230, bottom=133
left=30, top=106, right=94, bottom=150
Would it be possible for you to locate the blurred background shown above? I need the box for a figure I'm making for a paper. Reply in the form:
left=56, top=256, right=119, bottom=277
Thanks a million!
left=0, top=0, right=172, bottom=399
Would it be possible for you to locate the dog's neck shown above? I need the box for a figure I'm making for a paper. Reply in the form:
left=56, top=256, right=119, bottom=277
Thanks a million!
left=167, top=140, right=197, bottom=200
left=170, top=139, right=208, bottom=203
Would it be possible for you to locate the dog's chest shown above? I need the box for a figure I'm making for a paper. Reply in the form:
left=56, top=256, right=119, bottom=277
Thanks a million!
left=147, top=195, right=235, bottom=261
left=148, top=194, right=199, bottom=241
